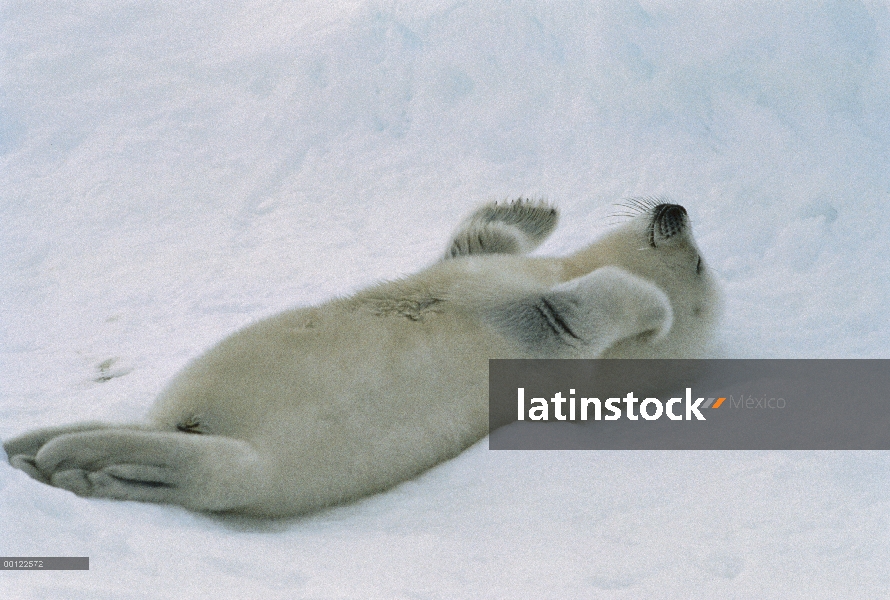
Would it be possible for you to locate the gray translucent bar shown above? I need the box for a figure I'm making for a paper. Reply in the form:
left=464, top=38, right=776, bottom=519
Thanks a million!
left=0, top=557, right=89, bottom=570
left=489, top=359, right=890, bottom=450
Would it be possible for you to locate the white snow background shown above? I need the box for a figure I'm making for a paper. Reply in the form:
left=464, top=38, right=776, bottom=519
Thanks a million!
left=2, top=0, right=890, bottom=598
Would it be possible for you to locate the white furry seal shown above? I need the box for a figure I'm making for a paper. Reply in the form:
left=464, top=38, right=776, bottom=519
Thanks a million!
left=4, top=200, right=720, bottom=517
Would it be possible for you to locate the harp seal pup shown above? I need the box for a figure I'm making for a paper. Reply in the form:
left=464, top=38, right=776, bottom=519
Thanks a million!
left=4, top=200, right=720, bottom=517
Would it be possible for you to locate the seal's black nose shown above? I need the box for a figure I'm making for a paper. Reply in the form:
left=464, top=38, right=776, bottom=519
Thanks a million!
left=650, top=204, right=688, bottom=247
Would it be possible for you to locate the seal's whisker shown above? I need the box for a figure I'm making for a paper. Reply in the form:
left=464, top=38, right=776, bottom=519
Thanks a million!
left=610, top=197, right=662, bottom=221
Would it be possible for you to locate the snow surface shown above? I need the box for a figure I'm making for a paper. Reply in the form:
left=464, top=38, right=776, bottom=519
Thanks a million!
left=2, top=0, right=890, bottom=597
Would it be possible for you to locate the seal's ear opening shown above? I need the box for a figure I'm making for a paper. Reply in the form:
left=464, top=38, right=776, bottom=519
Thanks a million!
left=648, top=203, right=689, bottom=248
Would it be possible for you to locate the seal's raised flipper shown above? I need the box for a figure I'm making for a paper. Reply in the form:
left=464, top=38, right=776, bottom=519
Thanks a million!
left=490, top=266, right=674, bottom=356
left=445, top=199, right=558, bottom=259
left=29, top=429, right=267, bottom=513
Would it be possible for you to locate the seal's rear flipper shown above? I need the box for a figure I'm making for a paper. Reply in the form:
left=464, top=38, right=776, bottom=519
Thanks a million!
left=29, top=429, right=268, bottom=513
left=5, top=422, right=128, bottom=483
left=490, top=266, right=674, bottom=356
left=4, top=422, right=122, bottom=461
left=445, top=199, right=558, bottom=259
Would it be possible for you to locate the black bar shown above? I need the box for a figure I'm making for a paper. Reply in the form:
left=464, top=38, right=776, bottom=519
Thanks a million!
left=0, top=557, right=89, bottom=570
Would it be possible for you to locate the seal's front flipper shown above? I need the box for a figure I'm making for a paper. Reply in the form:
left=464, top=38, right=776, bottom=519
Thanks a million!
left=491, top=266, right=673, bottom=356
left=445, top=199, right=558, bottom=259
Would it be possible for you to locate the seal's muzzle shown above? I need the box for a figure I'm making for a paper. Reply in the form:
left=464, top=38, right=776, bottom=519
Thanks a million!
left=649, top=203, right=688, bottom=247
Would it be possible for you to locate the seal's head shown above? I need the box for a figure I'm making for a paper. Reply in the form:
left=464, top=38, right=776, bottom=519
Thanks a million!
left=586, top=200, right=721, bottom=358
